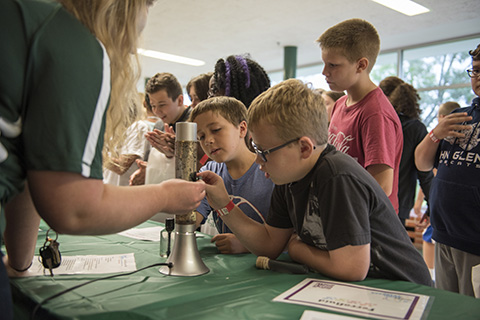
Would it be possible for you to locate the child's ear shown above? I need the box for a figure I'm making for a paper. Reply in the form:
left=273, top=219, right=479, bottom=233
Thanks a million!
left=299, top=137, right=315, bottom=159
left=239, top=120, right=248, bottom=138
left=177, top=94, right=184, bottom=106
left=357, top=57, right=369, bottom=73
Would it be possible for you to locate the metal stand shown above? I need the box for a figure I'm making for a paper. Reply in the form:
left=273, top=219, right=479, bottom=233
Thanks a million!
left=159, top=223, right=209, bottom=276
left=159, top=122, right=209, bottom=276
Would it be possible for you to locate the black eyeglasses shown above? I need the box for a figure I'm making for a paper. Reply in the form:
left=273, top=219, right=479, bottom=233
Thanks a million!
left=466, top=69, right=480, bottom=78
left=251, top=138, right=300, bottom=162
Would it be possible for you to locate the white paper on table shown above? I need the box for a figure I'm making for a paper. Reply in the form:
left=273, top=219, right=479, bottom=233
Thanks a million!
left=25, top=253, right=137, bottom=277
left=300, top=310, right=364, bottom=320
left=274, top=278, right=432, bottom=320
left=118, top=226, right=162, bottom=241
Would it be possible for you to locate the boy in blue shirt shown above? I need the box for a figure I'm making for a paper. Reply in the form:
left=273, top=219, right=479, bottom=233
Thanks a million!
left=200, top=79, right=432, bottom=285
left=190, top=97, right=274, bottom=254
left=415, top=44, right=480, bottom=296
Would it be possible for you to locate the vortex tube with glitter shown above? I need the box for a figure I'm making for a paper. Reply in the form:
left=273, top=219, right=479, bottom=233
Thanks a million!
left=159, top=121, right=209, bottom=276
left=174, top=122, right=198, bottom=225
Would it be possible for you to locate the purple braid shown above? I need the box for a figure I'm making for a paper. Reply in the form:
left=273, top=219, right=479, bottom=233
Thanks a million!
left=236, top=55, right=251, bottom=88
left=225, top=59, right=231, bottom=96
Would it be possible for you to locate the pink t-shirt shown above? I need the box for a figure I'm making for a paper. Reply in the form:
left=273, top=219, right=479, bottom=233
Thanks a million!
left=328, top=87, right=403, bottom=213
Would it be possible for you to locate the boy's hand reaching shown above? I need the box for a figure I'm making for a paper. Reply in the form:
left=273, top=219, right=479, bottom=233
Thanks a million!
left=197, top=171, right=231, bottom=210
left=211, top=233, right=249, bottom=254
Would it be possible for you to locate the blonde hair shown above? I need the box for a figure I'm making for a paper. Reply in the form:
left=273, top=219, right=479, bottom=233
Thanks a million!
left=248, top=79, right=328, bottom=145
left=58, top=0, right=154, bottom=166
left=438, top=101, right=461, bottom=117
left=316, top=18, right=380, bottom=73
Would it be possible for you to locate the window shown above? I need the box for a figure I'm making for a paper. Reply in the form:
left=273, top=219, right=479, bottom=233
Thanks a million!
left=267, top=36, right=480, bottom=130
left=296, top=64, right=328, bottom=90
left=402, top=38, right=479, bottom=129
left=371, top=51, right=398, bottom=84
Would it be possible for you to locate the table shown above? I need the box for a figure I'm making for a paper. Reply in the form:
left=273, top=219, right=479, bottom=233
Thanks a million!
left=10, top=220, right=480, bottom=320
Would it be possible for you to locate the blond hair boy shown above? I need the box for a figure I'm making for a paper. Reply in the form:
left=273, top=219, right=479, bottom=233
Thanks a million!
left=317, top=19, right=403, bottom=213
left=438, top=101, right=461, bottom=118
left=199, top=79, right=432, bottom=285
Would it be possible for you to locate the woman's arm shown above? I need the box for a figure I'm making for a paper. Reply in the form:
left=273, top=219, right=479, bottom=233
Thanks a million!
left=26, top=170, right=206, bottom=235
left=3, top=183, right=40, bottom=275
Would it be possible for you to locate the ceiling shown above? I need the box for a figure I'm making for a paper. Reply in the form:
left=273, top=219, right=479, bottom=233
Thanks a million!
left=138, top=0, right=480, bottom=91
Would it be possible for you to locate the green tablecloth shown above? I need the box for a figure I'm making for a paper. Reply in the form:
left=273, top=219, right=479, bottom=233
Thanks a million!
left=10, top=220, right=480, bottom=320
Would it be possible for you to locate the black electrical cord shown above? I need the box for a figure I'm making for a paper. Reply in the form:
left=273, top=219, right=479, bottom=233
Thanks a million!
left=30, top=262, right=173, bottom=320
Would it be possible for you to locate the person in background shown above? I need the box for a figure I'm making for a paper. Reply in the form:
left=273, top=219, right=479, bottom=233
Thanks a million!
left=438, top=101, right=461, bottom=119
left=415, top=44, right=480, bottom=296
left=208, top=54, right=271, bottom=109
left=199, top=79, right=432, bottom=286
left=318, top=19, right=403, bottom=213
left=190, top=97, right=274, bottom=253
left=321, top=90, right=345, bottom=123
left=145, top=72, right=191, bottom=135
left=186, top=72, right=213, bottom=108
left=0, top=0, right=205, bottom=317
left=379, top=76, right=434, bottom=227
left=103, top=94, right=158, bottom=186
left=131, top=72, right=208, bottom=186
left=186, top=72, right=214, bottom=166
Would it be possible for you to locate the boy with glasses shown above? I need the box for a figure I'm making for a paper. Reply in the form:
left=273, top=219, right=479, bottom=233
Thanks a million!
left=415, top=44, right=480, bottom=296
left=200, top=79, right=432, bottom=286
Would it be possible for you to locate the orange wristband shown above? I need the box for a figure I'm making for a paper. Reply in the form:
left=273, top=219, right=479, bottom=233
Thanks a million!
left=199, top=154, right=209, bottom=166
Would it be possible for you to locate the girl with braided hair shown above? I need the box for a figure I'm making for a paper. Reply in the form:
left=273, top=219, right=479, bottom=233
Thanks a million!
left=209, top=55, right=271, bottom=108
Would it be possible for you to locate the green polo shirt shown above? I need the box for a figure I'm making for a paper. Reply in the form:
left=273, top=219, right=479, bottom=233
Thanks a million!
left=0, top=0, right=110, bottom=226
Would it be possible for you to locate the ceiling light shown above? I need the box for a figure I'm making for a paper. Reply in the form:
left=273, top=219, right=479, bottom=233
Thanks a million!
left=137, top=48, right=205, bottom=66
left=371, top=0, right=430, bottom=16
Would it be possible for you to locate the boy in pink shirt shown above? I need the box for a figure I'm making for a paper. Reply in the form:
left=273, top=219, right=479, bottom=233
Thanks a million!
left=317, top=19, right=403, bottom=213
